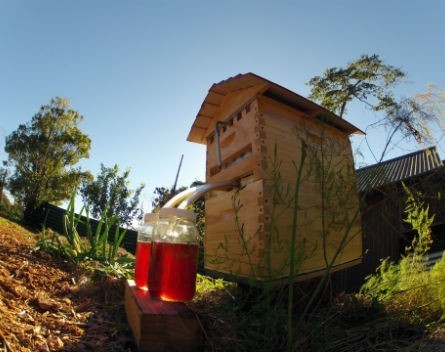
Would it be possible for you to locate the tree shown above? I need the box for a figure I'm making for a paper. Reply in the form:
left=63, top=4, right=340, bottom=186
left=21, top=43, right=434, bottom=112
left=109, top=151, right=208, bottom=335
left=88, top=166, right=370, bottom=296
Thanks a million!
left=307, top=54, right=405, bottom=118
left=307, top=54, right=439, bottom=152
left=80, top=163, right=145, bottom=227
left=151, top=181, right=205, bottom=209
left=151, top=185, right=187, bottom=211
left=412, top=85, right=445, bottom=145
left=0, top=161, right=9, bottom=210
left=5, top=97, right=91, bottom=225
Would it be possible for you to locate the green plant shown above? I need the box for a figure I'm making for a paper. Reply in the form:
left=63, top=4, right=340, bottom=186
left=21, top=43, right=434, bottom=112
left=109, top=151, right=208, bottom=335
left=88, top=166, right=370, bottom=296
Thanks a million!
left=38, top=191, right=134, bottom=279
left=403, top=182, right=434, bottom=261
left=0, top=200, right=23, bottom=222
left=80, top=163, right=144, bottom=227
left=307, top=54, right=405, bottom=119
left=63, top=195, right=87, bottom=258
left=360, top=183, right=443, bottom=325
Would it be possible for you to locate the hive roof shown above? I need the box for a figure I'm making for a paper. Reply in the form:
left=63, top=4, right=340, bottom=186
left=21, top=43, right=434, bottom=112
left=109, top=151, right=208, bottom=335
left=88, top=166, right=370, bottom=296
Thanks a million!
left=187, top=73, right=364, bottom=144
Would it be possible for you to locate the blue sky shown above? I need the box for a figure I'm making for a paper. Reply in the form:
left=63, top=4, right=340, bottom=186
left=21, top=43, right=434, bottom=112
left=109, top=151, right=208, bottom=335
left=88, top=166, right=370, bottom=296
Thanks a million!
left=0, top=1, right=444, bottom=212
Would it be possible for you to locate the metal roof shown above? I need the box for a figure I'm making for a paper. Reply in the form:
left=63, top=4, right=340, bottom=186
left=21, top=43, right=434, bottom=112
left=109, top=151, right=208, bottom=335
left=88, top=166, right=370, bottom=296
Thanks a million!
left=187, top=73, right=364, bottom=144
left=356, top=146, right=444, bottom=192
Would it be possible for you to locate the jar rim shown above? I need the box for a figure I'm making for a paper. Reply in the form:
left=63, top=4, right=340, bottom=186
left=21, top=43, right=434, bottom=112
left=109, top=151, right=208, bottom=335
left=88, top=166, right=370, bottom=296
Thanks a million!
left=158, top=208, right=197, bottom=222
left=144, top=213, right=158, bottom=222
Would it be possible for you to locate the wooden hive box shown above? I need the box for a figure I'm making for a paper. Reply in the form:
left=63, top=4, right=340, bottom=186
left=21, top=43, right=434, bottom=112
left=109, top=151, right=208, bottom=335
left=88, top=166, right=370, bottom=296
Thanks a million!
left=187, top=73, right=363, bottom=283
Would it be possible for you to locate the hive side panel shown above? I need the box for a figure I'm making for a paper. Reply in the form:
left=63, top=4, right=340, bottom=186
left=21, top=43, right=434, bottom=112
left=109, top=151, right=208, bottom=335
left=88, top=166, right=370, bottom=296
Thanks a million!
left=257, top=97, right=362, bottom=277
left=257, top=96, right=352, bottom=182
left=204, top=179, right=269, bottom=278
left=260, top=203, right=362, bottom=277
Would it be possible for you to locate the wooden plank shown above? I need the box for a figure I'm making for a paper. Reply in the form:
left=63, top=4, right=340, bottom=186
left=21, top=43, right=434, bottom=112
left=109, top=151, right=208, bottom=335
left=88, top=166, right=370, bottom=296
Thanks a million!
left=205, top=243, right=265, bottom=264
left=271, top=229, right=362, bottom=273
left=206, top=112, right=260, bottom=169
left=203, top=87, right=264, bottom=138
left=260, top=128, right=350, bottom=163
left=206, top=156, right=259, bottom=183
left=205, top=221, right=263, bottom=239
left=259, top=95, right=349, bottom=138
left=124, top=280, right=203, bottom=352
left=205, top=179, right=264, bottom=214
left=274, top=258, right=363, bottom=284
left=205, top=241, right=263, bottom=258
left=205, top=255, right=269, bottom=278
left=205, top=257, right=362, bottom=285
left=205, top=208, right=361, bottom=280
left=205, top=179, right=266, bottom=275
left=205, top=219, right=362, bottom=279
left=206, top=118, right=257, bottom=166
left=258, top=135, right=354, bottom=186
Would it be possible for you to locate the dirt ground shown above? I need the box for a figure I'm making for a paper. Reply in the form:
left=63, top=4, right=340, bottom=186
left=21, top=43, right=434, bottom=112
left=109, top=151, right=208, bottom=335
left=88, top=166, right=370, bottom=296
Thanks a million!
left=0, top=216, right=135, bottom=352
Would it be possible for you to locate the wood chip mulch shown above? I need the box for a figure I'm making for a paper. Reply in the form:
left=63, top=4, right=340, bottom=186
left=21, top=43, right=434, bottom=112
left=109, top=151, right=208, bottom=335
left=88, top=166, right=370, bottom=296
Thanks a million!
left=0, top=217, right=136, bottom=352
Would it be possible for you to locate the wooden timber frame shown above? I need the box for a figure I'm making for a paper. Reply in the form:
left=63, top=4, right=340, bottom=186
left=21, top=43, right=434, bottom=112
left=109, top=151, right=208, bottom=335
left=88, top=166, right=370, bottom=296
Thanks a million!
left=187, top=73, right=364, bottom=283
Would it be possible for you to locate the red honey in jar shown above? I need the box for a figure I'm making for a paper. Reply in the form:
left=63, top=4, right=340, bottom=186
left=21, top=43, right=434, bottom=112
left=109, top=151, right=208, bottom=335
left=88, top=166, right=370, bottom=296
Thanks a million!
left=149, top=242, right=199, bottom=301
left=134, top=241, right=152, bottom=290
left=149, top=208, right=199, bottom=302
left=134, top=213, right=157, bottom=290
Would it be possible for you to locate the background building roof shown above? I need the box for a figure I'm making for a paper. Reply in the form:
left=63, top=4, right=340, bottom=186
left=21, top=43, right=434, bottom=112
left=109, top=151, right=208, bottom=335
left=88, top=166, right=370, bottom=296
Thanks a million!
left=356, top=146, right=444, bottom=192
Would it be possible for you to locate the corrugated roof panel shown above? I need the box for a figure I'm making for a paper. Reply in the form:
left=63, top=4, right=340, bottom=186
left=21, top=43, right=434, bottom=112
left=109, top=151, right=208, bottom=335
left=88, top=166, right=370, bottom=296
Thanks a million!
left=356, top=147, right=443, bottom=192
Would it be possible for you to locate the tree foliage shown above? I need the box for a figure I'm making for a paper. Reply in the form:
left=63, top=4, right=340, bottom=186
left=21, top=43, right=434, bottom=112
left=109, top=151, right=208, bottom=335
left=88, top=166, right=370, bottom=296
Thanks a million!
left=0, top=161, right=8, bottom=210
left=307, top=54, right=405, bottom=118
left=5, top=97, right=91, bottom=224
left=151, top=186, right=187, bottom=211
left=307, top=54, right=442, bottom=147
left=151, top=181, right=204, bottom=210
left=80, top=163, right=144, bottom=227
left=413, top=85, right=445, bottom=145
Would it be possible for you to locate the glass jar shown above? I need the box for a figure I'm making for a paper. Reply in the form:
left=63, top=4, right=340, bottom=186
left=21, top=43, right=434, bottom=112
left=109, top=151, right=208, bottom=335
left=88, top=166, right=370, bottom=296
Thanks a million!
left=149, top=208, right=200, bottom=302
left=134, top=213, right=157, bottom=290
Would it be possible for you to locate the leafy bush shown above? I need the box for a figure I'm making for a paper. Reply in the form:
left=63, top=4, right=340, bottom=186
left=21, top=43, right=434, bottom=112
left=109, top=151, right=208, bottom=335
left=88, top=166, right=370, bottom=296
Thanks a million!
left=0, top=199, right=23, bottom=223
left=360, top=183, right=443, bottom=324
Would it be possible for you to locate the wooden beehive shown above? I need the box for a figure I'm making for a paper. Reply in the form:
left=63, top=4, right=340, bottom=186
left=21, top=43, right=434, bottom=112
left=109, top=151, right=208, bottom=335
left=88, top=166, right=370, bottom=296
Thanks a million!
left=187, top=73, right=363, bottom=283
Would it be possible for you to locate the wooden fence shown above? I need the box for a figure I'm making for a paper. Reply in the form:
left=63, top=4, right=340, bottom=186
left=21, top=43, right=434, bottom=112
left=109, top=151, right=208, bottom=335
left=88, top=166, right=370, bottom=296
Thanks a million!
left=39, top=203, right=137, bottom=254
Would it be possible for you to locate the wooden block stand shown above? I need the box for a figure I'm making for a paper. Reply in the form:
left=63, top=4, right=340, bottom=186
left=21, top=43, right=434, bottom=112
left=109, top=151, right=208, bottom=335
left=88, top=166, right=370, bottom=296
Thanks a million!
left=125, top=280, right=203, bottom=352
